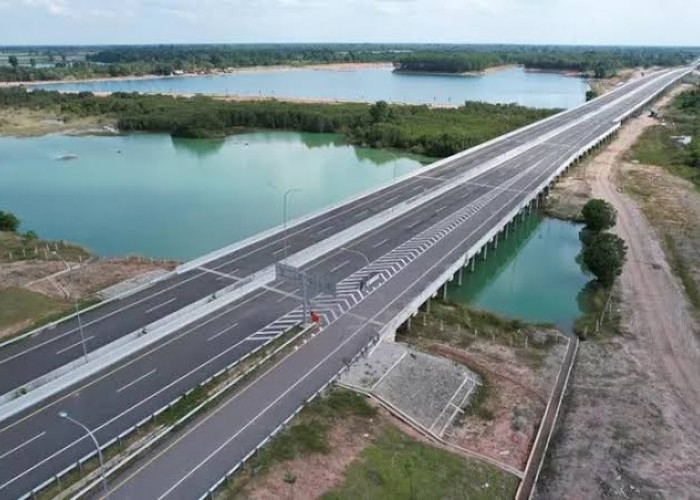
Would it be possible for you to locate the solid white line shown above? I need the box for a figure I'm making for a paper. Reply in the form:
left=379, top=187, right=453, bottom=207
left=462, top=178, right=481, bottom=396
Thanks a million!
left=0, top=290, right=272, bottom=494
left=272, top=247, right=285, bottom=255
left=330, top=260, right=350, bottom=273
left=206, top=323, right=240, bottom=342
left=371, top=238, right=389, bottom=249
left=371, top=351, right=407, bottom=391
left=198, top=267, right=238, bottom=281
left=317, top=225, right=335, bottom=235
left=0, top=432, right=46, bottom=461
left=144, top=298, right=177, bottom=314
left=116, top=369, right=156, bottom=394
left=354, top=209, right=369, bottom=219
left=55, top=336, right=94, bottom=355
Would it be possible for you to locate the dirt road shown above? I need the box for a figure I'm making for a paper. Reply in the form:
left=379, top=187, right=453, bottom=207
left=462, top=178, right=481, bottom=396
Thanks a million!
left=538, top=88, right=700, bottom=498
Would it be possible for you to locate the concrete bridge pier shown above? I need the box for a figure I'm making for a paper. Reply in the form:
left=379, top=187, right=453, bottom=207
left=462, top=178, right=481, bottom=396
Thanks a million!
left=457, top=267, right=463, bottom=286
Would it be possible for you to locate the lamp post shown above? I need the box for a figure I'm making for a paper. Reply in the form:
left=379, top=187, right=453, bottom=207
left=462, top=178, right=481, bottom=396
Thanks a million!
left=52, top=250, right=88, bottom=363
left=386, top=151, right=400, bottom=180
left=283, top=188, right=302, bottom=261
left=58, top=412, right=108, bottom=497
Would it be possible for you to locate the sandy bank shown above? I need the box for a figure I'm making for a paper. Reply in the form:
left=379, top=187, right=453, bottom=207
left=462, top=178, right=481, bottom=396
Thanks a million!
left=0, top=62, right=394, bottom=88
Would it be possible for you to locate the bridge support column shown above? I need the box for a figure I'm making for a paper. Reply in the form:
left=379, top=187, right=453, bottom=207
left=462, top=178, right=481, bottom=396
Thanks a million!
left=505, top=223, right=509, bottom=238
left=494, top=235, right=498, bottom=249
left=457, top=268, right=463, bottom=286
left=406, top=316, right=412, bottom=332
left=442, top=283, right=448, bottom=301
left=470, top=256, right=476, bottom=272
left=482, top=245, right=488, bottom=260
left=425, top=299, right=431, bottom=314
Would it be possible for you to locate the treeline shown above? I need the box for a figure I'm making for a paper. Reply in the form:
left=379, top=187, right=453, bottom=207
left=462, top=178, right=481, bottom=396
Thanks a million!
left=395, top=53, right=504, bottom=73
left=2, top=44, right=698, bottom=82
left=0, top=87, right=554, bottom=157
left=397, top=48, right=698, bottom=77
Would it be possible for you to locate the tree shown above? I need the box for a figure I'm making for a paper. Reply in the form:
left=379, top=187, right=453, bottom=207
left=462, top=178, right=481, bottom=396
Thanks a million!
left=582, top=198, right=617, bottom=232
left=29, top=58, right=36, bottom=68
left=8, top=55, right=18, bottom=69
left=0, top=210, right=20, bottom=232
left=583, top=232, right=627, bottom=287
left=369, top=100, right=391, bottom=123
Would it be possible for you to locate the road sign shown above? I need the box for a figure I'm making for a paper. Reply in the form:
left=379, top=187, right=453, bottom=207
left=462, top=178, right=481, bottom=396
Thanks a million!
left=275, top=263, right=336, bottom=297
left=275, top=263, right=337, bottom=323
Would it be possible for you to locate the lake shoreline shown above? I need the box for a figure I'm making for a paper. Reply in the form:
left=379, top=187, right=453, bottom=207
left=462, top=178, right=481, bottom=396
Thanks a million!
left=0, top=62, right=395, bottom=88
left=394, top=63, right=520, bottom=77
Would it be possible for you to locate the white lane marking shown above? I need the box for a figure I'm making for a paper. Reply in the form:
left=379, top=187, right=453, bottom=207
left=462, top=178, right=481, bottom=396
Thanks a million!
left=206, top=323, right=239, bottom=342
left=0, top=289, right=272, bottom=494
left=1, top=77, right=668, bottom=493
left=276, top=287, right=300, bottom=303
left=330, top=260, right=350, bottom=273
left=382, top=195, right=398, bottom=205
left=144, top=298, right=177, bottom=314
left=436, top=205, right=448, bottom=213
left=0, top=271, right=212, bottom=367
left=272, top=247, right=285, bottom=256
left=317, top=225, right=335, bottom=235
left=199, top=267, right=239, bottom=281
left=55, top=336, right=94, bottom=355
left=354, top=209, right=369, bottom=219
left=116, top=369, right=157, bottom=394
left=371, top=238, right=389, bottom=249
left=0, top=432, right=46, bottom=462
left=114, top=82, right=673, bottom=495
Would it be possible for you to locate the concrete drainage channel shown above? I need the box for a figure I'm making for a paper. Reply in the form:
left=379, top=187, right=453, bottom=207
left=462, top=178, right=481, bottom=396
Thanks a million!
left=25, top=322, right=319, bottom=500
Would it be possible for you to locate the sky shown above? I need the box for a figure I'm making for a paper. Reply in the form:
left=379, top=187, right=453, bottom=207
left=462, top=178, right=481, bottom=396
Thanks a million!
left=0, top=0, right=698, bottom=46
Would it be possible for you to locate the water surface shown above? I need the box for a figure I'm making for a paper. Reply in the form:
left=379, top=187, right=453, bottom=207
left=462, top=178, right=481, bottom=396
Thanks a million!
left=448, top=213, right=589, bottom=333
left=34, top=66, right=590, bottom=109
left=0, top=132, right=425, bottom=260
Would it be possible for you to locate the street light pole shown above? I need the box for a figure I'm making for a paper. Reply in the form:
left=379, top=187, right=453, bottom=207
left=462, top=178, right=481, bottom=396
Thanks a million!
left=386, top=151, right=400, bottom=180
left=283, top=188, right=302, bottom=261
left=52, top=250, right=89, bottom=364
left=59, top=412, right=109, bottom=497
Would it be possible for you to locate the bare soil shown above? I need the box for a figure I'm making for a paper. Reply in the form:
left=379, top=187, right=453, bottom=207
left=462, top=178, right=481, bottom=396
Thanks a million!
left=244, top=415, right=378, bottom=500
left=537, top=84, right=700, bottom=498
left=428, top=338, right=566, bottom=471
left=0, top=257, right=175, bottom=339
left=0, top=107, right=114, bottom=136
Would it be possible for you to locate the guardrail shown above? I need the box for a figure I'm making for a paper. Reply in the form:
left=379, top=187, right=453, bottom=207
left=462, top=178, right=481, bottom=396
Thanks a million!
left=14, top=67, right=686, bottom=499
left=379, top=121, right=622, bottom=340
left=195, top=331, right=383, bottom=500
left=24, top=322, right=319, bottom=500
left=1, top=66, right=675, bottom=357
left=0, top=97, right=602, bottom=421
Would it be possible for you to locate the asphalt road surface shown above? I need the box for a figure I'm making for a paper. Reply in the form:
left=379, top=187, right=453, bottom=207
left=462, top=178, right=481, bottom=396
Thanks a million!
left=0, top=67, right=689, bottom=499
left=0, top=68, right=669, bottom=396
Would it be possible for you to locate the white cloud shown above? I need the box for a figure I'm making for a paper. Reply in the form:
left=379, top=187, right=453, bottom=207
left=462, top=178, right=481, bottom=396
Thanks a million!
left=2, top=0, right=699, bottom=45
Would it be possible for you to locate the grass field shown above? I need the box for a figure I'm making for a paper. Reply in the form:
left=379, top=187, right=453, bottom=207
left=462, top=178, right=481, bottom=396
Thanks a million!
left=323, top=425, right=518, bottom=499
left=0, top=230, right=91, bottom=263
left=0, top=286, right=68, bottom=334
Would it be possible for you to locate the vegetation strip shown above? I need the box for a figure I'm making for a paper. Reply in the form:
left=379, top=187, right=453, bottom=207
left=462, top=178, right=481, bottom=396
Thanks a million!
left=32, top=323, right=315, bottom=499
left=2, top=44, right=696, bottom=82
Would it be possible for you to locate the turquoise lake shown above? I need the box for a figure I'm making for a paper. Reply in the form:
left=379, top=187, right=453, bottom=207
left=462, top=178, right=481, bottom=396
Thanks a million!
left=34, top=66, right=590, bottom=109
left=447, top=213, right=590, bottom=333
left=0, top=132, right=426, bottom=260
